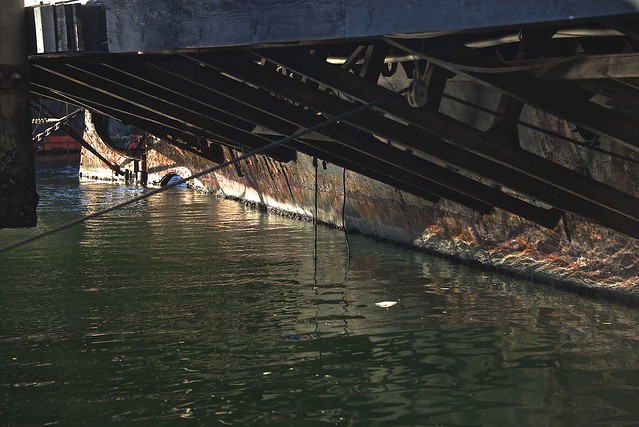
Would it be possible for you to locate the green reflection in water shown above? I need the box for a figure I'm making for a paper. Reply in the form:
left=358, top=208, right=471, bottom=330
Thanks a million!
left=0, top=157, right=638, bottom=426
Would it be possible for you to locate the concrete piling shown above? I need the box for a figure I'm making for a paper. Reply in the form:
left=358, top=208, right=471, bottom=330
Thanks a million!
left=0, top=0, right=38, bottom=228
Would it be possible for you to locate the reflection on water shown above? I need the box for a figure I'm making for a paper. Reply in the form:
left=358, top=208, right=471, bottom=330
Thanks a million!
left=1, top=157, right=638, bottom=426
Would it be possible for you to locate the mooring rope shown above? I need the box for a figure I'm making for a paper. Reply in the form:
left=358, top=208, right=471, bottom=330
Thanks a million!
left=0, top=87, right=408, bottom=255
left=342, top=167, right=351, bottom=259
left=313, top=156, right=319, bottom=262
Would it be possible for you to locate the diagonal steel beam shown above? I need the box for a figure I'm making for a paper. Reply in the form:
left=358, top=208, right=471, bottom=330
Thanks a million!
left=64, top=60, right=303, bottom=164
left=250, top=49, right=639, bottom=238
left=189, top=54, right=568, bottom=227
left=387, top=38, right=639, bottom=153
left=31, top=85, right=225, bottom=163
left=139, top=58, right=499, bottom=212
left=34, top=58, right=449, bottom=205
left=107, top=59, right=300, bottom=139
left=32, top=58, right=450, bottom=206
left=31, top=63, right=297, bottom=163
left=74, top=61, right=260, bottom=134
left=31, top=82, right=197, bottom=143
left=130, top=58, right=496, bottom=210
left=169, top=55, right=554, bottom=217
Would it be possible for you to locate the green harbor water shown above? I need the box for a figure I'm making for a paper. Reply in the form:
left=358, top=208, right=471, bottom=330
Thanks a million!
left=1, top=157, right=638, bottom=426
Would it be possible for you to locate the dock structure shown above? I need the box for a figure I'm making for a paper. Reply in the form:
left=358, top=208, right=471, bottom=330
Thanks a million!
left=9, top=0, right=639, bottom=296
left=23, top=1, right=639, bottom=236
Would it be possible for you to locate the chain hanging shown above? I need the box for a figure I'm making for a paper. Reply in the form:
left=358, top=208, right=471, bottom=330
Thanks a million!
left=32, top=108, right=83, bottom=144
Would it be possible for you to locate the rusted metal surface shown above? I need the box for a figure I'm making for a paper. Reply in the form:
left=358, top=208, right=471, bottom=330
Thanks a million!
left=79, top=110, right=639, bottom=301
left=79, top=112, right=137, bottom=182
left=260, top=48, right=639, bottom=239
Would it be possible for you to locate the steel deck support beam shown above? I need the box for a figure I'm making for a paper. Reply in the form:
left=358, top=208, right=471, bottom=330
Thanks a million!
left=128, top=59, right=495, bottom=210
left=30, top=59, right=446, bottom=205
left=107, top=60, right=301, bottom=139
left=31, top=86, right=224, bottom=162
left=192, top=54, right=566, bottom=227
left=138, top=58, right=502, bottom=212
left=35, top=62, right=297, bottom=162
left=387, top=39, right=639, bottom=153
left=119, top=63, right=460, bottom=207
left=157, top=56, right=515, bottom=212
left=252, top=49, right=639, bottom=238
left=31, top=63, right=296, bottom=163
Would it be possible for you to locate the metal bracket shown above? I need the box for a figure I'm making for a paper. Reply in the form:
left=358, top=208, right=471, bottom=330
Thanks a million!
left=0, top=64, right=29, bottom=90
left=407, top=67, right=428, bottom=108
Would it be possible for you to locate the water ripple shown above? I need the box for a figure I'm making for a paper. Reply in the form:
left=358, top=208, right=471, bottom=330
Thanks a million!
left=0, top=158, right=638, bottom=426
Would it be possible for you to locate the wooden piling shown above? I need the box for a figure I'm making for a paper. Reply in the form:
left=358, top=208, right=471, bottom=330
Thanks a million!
left=0, top=0, right=38, bottom=228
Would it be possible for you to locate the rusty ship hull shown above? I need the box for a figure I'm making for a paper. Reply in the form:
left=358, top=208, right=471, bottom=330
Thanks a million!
left=21, top=1, right=639, bottom=301
left=78, top=75, right=639, bottom=302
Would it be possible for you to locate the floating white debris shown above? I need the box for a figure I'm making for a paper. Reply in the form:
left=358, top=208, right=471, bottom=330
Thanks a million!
left=375, top=301, right=398, bottom=308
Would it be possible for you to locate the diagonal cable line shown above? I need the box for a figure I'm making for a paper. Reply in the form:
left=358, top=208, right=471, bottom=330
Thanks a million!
left=0, top=87, right=408, bottom=255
